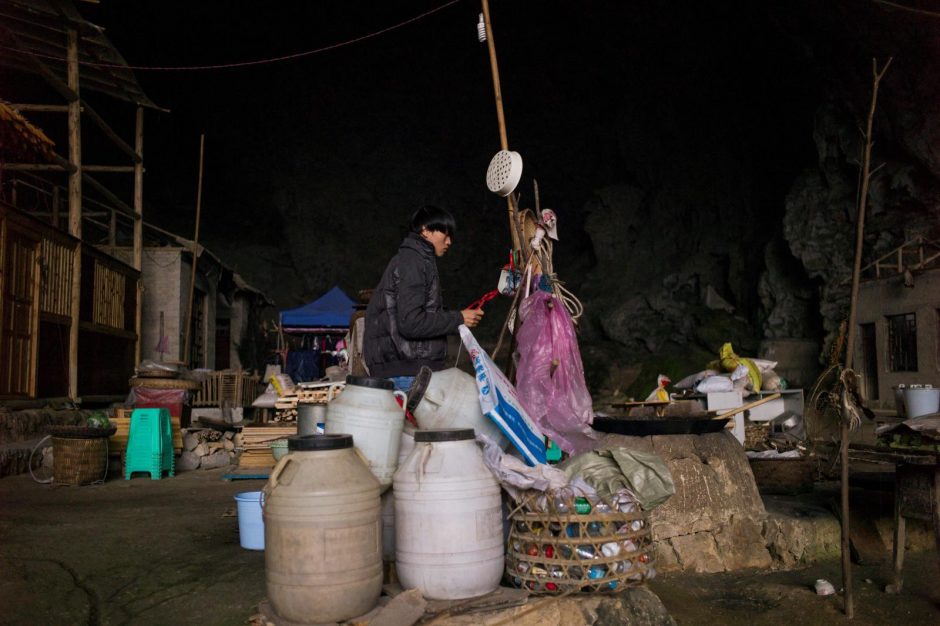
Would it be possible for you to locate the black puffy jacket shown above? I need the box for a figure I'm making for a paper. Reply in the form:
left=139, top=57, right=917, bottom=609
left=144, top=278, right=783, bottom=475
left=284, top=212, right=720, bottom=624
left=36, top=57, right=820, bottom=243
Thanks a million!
left=363, top=232, right=463, bottom=377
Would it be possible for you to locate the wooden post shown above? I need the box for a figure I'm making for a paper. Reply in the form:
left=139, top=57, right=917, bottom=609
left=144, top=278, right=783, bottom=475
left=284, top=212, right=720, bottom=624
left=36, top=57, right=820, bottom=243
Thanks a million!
left=480, top=0, right=521, bottom=252
left=108, top=210, right=116, bottom=246
left=51, top=185, right=60, bottom=229
left=133, top=106, right=144, bottom=366
left=66, top=27, right=82, bottom=401
left=183, top=135, right=205, bottom=367
left=840, top=57, right=891, bottom=619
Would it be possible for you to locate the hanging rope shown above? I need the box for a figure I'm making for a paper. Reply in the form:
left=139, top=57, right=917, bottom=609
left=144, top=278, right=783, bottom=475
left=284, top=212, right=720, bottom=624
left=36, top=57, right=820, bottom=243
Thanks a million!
left=517, top=209, right=585, bottom=323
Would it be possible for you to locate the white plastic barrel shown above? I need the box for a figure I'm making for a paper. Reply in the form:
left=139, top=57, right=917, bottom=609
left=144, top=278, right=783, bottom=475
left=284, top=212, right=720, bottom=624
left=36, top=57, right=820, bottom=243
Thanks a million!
left=325, top=376, right=406, bottom=490
left=393, top=428, right=503, bottom=600
left=904, top=385, right=940, bottom=418
left=381, top=424, right=416, bottom=561
left=413, top=368, right=508, bottom=447
left=263, top=434, right=382, bottom=623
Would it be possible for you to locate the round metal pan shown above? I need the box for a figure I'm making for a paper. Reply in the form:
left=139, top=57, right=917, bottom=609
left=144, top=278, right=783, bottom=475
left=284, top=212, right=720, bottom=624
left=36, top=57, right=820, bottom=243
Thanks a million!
left=592, top=416, right=730, bottom=436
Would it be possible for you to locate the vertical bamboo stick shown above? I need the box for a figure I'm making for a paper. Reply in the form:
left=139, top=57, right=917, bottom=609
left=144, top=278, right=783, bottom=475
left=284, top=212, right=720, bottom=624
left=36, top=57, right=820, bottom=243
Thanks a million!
left=66, top=27, right=82, bottom=401
left=480, top=0, right=521, bottom=252
left=840, top=56, right=891, bottom=619
left=134, top=107, right=144, bottom=362
left=183, top=134, right=205, bottom=367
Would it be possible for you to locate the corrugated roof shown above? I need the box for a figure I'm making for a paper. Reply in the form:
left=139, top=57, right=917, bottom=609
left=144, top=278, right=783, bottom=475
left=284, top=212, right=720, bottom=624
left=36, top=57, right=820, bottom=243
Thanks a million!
left=0, top=0, right=160, bottom=109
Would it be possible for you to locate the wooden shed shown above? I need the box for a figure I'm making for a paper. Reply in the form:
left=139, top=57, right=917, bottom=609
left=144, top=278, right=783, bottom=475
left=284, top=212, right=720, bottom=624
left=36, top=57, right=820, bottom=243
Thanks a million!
left=0, top=0, right=160, bottom=401
left=0, top=204, right=138, bottom=399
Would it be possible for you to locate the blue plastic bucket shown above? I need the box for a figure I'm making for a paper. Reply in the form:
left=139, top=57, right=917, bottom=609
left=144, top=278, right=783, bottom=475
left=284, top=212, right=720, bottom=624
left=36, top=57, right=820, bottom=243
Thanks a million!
left=235, top=491, right=265, bottom=550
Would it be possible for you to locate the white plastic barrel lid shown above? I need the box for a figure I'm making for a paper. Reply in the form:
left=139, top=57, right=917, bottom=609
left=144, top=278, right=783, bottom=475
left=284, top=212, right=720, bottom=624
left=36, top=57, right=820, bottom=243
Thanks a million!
left=486, top=150, right=523, bottom=197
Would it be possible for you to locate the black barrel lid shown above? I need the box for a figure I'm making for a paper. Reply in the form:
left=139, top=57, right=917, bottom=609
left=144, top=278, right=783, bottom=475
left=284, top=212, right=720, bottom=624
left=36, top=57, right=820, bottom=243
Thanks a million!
left=288, top=434, right=353, bottom=451
left=405, top=365, right=433, bottom=413
left=414, top=428, right=475, bottom=442
left=345, top=375, right=394, bottom=390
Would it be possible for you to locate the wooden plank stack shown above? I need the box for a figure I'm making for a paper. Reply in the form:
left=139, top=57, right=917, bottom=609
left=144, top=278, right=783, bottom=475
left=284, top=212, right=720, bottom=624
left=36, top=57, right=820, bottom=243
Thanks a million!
left=238, top=425, right=296, bottom=469
left=272, top=383, right=344, bottom=422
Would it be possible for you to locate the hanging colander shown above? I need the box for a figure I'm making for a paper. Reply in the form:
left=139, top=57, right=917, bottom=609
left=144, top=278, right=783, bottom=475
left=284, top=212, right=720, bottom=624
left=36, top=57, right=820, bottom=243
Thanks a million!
left=486, top=150, right=523, bottom=197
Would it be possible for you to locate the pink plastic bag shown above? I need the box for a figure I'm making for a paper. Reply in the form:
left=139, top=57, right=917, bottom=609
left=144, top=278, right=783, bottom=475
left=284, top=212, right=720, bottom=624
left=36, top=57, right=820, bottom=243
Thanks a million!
left=516, top=289, right=597, bottom=454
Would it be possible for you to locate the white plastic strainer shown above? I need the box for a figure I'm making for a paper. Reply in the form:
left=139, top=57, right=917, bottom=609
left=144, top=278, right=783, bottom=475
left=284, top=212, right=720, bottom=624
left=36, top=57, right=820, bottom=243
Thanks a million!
left=486, top=150, right=523, bottom=197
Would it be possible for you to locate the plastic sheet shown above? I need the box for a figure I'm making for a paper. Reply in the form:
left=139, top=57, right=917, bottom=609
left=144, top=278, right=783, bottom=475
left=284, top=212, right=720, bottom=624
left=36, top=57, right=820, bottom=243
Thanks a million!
left=460, top=326, right=546, bottom=465
left=516, top=290, right=597, bottom=454
left=561, top=448, right=675, bottom=511
left=478, top=434, right=569, bottom=501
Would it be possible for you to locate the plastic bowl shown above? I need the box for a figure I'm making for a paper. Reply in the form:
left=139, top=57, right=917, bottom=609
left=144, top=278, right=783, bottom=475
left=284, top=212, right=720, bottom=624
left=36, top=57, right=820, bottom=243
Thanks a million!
left=270, top=439, right=289, bottom=461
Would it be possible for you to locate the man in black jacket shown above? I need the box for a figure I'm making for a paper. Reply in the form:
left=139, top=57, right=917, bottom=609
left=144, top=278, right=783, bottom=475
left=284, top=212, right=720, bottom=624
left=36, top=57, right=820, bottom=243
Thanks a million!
left=363, top=206, right=483, bottom=390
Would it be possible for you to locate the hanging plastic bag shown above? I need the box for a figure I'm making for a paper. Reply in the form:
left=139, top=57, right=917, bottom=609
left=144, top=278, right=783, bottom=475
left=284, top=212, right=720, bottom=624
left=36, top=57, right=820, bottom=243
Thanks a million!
left=515, top=290, right=597, bottom=454
left=459, top=326, right=546, bottom=465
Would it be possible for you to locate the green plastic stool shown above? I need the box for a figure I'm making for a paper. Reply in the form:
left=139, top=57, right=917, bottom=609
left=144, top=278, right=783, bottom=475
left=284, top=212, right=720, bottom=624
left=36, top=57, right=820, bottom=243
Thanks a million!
left=124, top=408, right=175, bottom=480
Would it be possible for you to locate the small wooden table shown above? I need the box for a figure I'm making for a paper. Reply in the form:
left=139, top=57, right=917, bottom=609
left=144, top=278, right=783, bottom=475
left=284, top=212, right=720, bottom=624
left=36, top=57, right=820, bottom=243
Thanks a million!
left=841, top=443, right=940, bottom=593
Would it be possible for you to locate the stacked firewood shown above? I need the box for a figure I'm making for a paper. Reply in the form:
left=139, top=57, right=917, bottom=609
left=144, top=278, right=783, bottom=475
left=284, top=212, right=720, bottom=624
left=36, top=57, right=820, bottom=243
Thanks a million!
left=178, top=429, right=239, bottom=471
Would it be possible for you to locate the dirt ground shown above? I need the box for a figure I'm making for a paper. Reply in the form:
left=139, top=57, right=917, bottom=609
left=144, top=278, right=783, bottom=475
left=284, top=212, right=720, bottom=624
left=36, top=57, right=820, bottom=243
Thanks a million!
left=0, top=467, right=937, bottom=626
left=650, top=556, right=940, bottom=625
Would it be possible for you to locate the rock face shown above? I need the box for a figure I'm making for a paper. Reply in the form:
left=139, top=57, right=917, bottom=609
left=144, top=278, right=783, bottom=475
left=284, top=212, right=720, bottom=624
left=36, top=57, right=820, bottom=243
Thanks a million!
left=761, top=496, right=841, bottom=568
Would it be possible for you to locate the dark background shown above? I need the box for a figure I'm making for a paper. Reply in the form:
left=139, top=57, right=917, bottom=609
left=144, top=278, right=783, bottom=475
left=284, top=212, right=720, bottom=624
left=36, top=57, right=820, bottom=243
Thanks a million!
left=78, top=0, right=821, bottom=298
left=8, top=0, right=939, bottom=396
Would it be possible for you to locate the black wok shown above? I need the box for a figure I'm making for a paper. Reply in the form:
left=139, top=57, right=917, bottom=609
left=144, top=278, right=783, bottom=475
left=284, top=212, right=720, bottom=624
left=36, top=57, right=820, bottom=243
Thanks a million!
left=592, top=415, right=730, bottom=436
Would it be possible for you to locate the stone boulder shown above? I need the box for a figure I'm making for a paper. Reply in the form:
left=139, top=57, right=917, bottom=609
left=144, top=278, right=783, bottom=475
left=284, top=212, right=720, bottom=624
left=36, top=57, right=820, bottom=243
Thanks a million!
left=597, top=431, right=772, bottom=573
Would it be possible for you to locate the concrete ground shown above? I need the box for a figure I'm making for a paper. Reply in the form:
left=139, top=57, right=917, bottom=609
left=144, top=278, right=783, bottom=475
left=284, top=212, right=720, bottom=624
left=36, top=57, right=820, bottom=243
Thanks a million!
left=1, top=467, right=938, bottom=626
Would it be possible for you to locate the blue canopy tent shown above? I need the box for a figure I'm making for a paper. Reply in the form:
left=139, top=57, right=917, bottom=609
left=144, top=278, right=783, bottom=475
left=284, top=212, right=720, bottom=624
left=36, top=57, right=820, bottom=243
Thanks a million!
left=279, top=286, right=355, bottom=332
left=278, top=286, right=356, bottom=382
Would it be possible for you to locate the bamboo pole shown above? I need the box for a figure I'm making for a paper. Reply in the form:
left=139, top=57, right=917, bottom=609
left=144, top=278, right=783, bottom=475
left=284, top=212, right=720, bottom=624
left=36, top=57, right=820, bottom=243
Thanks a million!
left=66, top=27, right=82, bottom=401
left=183, top=134, right=205, bottom=367
left=712, top=393, right=782, bottom=420
left=133, top=106, right=144, bottom=365
left=480, top=0, right=521, bottom=252
left=840, top=56, right=892, bottom=619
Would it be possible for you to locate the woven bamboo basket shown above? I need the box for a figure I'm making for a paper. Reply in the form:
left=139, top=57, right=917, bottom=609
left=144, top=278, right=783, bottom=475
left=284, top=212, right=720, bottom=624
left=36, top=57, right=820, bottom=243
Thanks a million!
left=52, top=436, right=109, bottom=486
left=506, top=497, right=655, bottom=595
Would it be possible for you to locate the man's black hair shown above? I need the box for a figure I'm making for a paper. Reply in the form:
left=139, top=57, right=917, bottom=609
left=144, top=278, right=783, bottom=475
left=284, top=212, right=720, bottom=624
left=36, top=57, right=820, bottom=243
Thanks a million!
left=411, top=205, right=456, bottom=237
